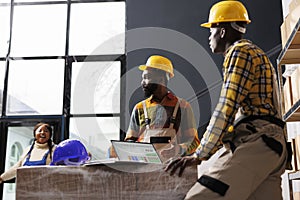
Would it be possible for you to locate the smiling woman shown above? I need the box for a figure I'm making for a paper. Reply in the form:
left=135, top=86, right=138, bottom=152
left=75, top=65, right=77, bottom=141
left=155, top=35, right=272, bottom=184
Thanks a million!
left=0, top=123, right=57, bottom=183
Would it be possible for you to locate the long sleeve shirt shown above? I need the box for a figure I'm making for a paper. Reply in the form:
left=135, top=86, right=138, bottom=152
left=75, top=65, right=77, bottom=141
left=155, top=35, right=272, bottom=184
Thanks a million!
left=195, top=39, right=279, bottom=160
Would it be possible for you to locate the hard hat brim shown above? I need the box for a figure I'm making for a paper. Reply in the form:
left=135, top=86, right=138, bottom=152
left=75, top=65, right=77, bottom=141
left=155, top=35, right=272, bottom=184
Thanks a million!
left=200, top=22, right=212, bottom=28
left=138, top=65, right=148, bottom=71
left=138, top=65, right=174, bottom=78
left=200, top=19, right=251, bottom=28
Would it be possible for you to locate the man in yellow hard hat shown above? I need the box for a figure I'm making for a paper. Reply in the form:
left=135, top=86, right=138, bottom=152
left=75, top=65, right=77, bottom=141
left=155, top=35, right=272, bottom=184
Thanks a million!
left=165, top=1, right=288, bottom=199
left=124, top=55, right=200, bottom=161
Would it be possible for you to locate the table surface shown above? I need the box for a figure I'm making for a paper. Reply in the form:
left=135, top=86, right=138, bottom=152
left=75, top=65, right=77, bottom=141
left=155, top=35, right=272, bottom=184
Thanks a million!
left=16, top=162, right=198, bottom=200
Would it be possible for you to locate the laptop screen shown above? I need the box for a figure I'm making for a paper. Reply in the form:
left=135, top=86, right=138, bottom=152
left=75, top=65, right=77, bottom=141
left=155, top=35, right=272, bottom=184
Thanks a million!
left=111, top=140, right=162, bottom=164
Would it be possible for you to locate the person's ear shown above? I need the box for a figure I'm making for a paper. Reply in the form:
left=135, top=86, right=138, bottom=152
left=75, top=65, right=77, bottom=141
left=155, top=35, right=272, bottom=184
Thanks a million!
left=220, top=27, right=226, bottom=39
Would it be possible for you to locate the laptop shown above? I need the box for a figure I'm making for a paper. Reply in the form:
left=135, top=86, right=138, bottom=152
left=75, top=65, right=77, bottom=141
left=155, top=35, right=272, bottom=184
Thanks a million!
left=111, top=140, right=162, bottom=164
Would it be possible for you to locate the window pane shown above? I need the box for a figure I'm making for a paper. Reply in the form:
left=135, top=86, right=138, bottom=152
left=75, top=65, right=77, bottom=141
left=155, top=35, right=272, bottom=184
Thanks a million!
left=69, top=117, right=120, bottom=160
left=69, top=2, right=125, bottom=55
left=10, top=4, right=67, bottom=57
left=3, top=126, right=33, bottom=200
left=71, top=61, right=120, bottom=114
left=0, top=61, right=6, bottom=115
left=7, top=59, right=64, bottom=115
left=0, top=6, right=10, bottom=57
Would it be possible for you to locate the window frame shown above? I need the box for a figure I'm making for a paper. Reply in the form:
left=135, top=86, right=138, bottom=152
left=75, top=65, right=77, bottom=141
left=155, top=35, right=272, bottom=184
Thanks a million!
left=0, top=1, right=126, bottom=199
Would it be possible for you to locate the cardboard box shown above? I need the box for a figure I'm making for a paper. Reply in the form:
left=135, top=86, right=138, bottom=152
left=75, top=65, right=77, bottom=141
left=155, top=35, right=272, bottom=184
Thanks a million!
left=286, top=122, right=300, bottom=140
left=294, top=191, right=300, bottom=200
left=286, top=5, right=300, bottom=34
left=282, top=0, right=292, bottom=18
left=289, top=0, right=300, bottom=12
left=291, top=66, right=300, bottom=105
left=283, top=77, right=293, bottom=114
left=295, top=135, right=300, bottom=170
left=281, top=21, right=288, bottom=48
left=293, top=179, right=300, bottom=200
left=280, top=4, right=300, bottom=47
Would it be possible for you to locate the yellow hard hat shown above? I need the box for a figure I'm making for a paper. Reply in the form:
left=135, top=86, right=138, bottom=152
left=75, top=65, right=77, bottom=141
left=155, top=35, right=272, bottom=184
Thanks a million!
left=201, top=0, right=251, bottom=28
left=139, top=55, right=174, bottom=78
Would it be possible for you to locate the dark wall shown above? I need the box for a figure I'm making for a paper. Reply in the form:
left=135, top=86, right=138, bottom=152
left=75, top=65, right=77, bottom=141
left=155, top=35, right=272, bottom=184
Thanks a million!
left=125, top=0, right=283, bottom=137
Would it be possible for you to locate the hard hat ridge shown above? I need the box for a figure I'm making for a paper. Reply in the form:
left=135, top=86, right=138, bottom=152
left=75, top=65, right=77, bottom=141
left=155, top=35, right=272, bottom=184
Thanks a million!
left=139, top=55, right=174, bottom=78
left=201, top=0, right=251, bottom=29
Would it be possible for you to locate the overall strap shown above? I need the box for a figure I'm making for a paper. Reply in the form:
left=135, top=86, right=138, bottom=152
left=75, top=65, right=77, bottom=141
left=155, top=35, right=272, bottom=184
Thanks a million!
left=42, top=150, right=50, bottom=160
left=169, top=98, right=181, bottom=129
left=142, top=100, right=150, bottom=129
left=26, top=142, right=35, bottom=159
left=143, top=98, right=182, bottom=129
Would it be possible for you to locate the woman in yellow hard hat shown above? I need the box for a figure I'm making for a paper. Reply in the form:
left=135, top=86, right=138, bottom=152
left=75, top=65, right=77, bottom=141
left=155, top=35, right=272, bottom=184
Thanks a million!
left=165, top=1, right=288, bottom=200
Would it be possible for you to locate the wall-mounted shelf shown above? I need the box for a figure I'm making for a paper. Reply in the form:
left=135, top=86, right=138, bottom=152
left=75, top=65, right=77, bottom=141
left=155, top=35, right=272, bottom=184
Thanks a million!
left=277, top=18, right=300, bottom=200
left=284, top=99, right=300, bottom=121
left=278, top=18, right=300, bottom=65
left=277, top=18, right=300, bottom=122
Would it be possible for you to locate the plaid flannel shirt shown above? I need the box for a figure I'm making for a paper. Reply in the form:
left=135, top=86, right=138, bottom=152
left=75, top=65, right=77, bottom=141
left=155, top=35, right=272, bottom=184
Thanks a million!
left=195, top=39, right=278, bottom=160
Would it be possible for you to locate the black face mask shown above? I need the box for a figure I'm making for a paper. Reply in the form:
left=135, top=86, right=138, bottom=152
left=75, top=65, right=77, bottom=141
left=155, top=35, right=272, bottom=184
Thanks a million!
left=143, top=83, right=158, bottom=98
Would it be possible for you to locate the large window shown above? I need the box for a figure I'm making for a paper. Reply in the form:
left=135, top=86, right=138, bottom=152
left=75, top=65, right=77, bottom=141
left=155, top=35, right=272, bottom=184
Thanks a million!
left=71, top=61, right=120, bottom=114
left=0, top=1, right=125, bottom=199
left=0, top=61, right=6, bottom=114
left=10, top=4, right=67, bottom=57
left=7, top=59, right=65, bottom=115
left=3, top=126, right=32, bottom=200
left=69, top=117, right=119, bottom=159
left=69, top=2, right=125, bottom=55
left=0, top=6, right=10, bottom=57
left=70, top=61, right=121, bottom=159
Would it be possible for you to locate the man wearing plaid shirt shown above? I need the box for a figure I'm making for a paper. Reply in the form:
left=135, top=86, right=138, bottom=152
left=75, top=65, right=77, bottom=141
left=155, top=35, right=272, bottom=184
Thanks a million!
left=165, top=1, right=288, bottom=199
